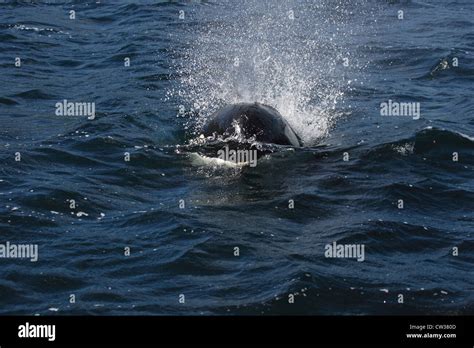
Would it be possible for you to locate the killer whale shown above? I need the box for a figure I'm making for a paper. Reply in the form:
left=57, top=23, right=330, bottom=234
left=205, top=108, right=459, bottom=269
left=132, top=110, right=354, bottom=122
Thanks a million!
left=202, top=102, right=302, bottom=147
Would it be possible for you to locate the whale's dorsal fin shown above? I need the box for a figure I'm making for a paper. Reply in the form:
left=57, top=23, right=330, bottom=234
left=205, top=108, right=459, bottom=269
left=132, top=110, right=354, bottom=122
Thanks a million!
left=284, top=124, right=302, bottom=147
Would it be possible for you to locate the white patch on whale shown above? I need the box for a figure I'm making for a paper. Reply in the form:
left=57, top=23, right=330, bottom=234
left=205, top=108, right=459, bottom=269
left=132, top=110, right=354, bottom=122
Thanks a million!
left=189, top=153, right=248, bottom=168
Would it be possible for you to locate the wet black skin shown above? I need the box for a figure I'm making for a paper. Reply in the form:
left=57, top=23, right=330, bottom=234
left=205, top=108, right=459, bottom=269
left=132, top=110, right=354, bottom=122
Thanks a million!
left=202, top=102, right=302, bottom=147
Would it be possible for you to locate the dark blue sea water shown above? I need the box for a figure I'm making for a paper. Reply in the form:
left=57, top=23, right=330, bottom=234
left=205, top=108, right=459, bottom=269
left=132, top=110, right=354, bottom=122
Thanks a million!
left=0, top=0, right=473, bottom=315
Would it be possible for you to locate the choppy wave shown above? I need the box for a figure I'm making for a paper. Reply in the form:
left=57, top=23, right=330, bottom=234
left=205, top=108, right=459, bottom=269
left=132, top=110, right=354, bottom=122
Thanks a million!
left=0, top=0, right=473, bottom=315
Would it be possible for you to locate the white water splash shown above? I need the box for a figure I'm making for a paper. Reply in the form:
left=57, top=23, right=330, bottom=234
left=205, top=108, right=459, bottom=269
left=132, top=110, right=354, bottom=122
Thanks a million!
left=169, top=0, right=370, bottom=145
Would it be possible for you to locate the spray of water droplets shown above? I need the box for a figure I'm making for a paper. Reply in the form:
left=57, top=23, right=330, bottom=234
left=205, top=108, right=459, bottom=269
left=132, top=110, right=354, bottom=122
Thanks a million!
left=168, top=0, right=373, bottom=146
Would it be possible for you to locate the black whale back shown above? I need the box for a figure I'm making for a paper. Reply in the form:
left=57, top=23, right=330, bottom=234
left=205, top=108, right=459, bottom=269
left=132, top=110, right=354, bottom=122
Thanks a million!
left=202, top=102, right=302, bottom=147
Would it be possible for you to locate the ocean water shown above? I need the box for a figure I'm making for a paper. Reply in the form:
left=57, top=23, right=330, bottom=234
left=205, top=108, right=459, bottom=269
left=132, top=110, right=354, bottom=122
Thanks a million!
left=0, top=0, right=473, bottom=315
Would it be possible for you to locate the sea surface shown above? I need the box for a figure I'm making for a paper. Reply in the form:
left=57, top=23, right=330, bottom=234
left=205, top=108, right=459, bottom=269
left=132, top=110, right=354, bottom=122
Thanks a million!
left=0, top=0, right=473, bottom=315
